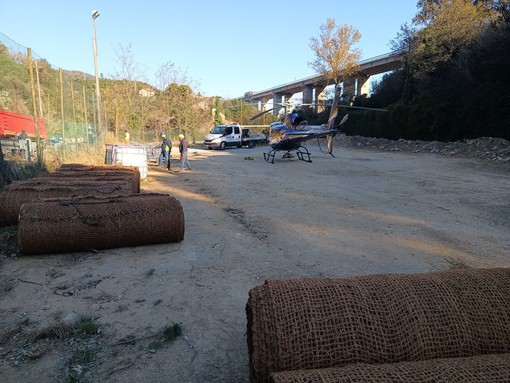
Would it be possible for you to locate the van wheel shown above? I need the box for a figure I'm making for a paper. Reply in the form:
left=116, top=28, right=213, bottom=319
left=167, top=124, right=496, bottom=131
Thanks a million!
left=220, top=142, right=226, bottom=150
left=248, top=141, right=255, bottom=148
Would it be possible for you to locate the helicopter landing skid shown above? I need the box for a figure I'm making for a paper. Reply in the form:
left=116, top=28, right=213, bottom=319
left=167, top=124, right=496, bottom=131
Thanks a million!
left=296, top=146, right=312, bottom=163
left=263, top=150, right=276, bottom=164
left=263, top=147, right=312, bottom=164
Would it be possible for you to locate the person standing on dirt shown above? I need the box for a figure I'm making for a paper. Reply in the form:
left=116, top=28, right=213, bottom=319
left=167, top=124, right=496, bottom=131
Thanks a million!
left=158, top=133, right=172, bottom=170
left=178, top=133, right=191, bottom=171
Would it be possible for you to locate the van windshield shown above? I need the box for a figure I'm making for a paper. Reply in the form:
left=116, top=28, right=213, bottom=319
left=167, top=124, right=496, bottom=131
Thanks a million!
left=210, top=126, right=225, bottom=134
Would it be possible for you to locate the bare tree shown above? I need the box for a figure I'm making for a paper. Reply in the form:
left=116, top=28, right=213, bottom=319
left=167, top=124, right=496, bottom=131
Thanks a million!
left=153, top=62, right=205, bottom=142
left=111, top=43, right=145, bottom=83
left=154, top=61, right=199, bottom=93
left=104, top=44, right=147, bottom=142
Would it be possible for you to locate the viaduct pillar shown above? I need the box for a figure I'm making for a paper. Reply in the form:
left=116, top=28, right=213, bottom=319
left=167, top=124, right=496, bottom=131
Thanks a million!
left=302, top=85, right=314, bottom=114
left=272, top=92, right=292, bottom=115
left=343, top=78, right=356, bottom=100
left=259, top=96, right=271, bottom=111
left=343, top=75, right=372, bottom=101
left=303, top=84, right=326, bottom=113
left=357, top=75, right=371, bottom=97
left=315, top=85, right=326, bottom=112
left=303, top=85, right=313, bottom=106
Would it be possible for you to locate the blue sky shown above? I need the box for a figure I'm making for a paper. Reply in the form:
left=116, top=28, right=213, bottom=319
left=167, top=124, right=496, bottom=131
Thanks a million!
left=0, top=1, right=418, bottom=99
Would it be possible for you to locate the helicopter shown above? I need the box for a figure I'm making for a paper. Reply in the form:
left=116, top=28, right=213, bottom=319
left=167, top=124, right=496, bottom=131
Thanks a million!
left=249, top=86, right=347, bottom=164
left=260, top=110, right=349, bottom=164
left=250, top=86, right=387, bottom=164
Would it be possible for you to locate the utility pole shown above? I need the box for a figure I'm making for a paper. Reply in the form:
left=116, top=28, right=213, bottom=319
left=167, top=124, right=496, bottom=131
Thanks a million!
left=92, top=10, right=102, bottom=146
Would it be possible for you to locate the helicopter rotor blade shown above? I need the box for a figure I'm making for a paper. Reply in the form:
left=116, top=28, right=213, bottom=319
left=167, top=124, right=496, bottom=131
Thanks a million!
left=338, top=114, right=349, bottom=126
left=338, top=105, right=388, bottom=112
left=227, top=102, right=260, bottom=109
left=249, top=108, right=275, bottom=121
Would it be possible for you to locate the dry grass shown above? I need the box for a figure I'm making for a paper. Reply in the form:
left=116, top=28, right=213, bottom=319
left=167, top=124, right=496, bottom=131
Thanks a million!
left=43, top=146, right=104, bottom=172
left=0, top=314, right=102, bottom=383
left=0, top=225, right=18, bottom=259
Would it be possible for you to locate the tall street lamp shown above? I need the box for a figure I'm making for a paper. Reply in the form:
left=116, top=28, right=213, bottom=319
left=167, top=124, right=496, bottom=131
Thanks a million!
left=91, top=9, right=102, bottom=144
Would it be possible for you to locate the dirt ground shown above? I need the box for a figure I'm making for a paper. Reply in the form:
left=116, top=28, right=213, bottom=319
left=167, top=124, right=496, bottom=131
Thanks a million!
left=1, top=141, right=510, bottom=382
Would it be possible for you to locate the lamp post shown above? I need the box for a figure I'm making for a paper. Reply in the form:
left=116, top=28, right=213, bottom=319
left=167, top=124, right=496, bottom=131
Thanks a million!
left=91, top=10, right=102, bottom=143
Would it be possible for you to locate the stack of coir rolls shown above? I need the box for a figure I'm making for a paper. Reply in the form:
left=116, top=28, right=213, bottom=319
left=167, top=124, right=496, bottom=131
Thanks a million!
left=246, top=267, right=510, bottom=382
left=0, top=178, right=133, bottom=226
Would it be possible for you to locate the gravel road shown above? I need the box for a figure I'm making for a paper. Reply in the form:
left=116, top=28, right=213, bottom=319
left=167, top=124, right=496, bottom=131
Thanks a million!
left=1, top=143, right=509, bottom=382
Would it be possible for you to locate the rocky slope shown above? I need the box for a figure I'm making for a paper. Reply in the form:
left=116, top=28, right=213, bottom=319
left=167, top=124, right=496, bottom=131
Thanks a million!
left=335, top=135, right=510, bottom=163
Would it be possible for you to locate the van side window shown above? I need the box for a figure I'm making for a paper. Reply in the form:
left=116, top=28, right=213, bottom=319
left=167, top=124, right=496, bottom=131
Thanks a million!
left=234, top=126, right=240, bottom=134
left=225, top=126, right=233, bottom=135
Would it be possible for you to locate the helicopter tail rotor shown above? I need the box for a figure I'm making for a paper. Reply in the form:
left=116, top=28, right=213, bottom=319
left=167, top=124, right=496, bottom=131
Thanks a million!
left=318, top=113, right=348, bottom=156
left=318, top=133, right=336, bottom=155
left=327, top=134, right=335, bottom=156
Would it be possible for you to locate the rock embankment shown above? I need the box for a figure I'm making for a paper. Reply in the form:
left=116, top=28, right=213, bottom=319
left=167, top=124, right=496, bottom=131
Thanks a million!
left=335, top=135, right=510, bottom=163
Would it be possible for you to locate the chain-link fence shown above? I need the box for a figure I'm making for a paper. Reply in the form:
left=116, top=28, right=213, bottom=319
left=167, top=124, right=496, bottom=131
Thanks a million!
left=0, top=31, right=103, bottom=165
left=1, top=31, right=245, bottom=169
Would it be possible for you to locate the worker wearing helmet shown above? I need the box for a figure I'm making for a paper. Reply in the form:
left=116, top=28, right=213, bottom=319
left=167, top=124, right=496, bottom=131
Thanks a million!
left=158, top=133, right=171, bottom=170
left=177, top=133, right=191, bottom=171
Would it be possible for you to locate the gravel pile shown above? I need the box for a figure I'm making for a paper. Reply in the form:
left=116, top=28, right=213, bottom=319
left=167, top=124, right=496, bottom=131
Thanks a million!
left=335, top=135, right=510, bottom=162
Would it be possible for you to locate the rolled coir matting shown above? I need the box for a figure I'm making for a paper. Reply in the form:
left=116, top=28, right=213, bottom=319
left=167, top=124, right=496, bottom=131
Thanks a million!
left=21, top=173, right=138, bottom=194
left=7, top=178, right=134, bottom=191
left=57, top=163, right=137, bottom=172
left=56, top=164, right=141, bottom=192
left=18, top=193, right=184, bottom=255
left=247, top=268, right=510, bottom=383
left=0, top=181, right=133, bottom=227
left=270, top=353, right=510, bottom=383
left=39, top=169, right=140, bottom=193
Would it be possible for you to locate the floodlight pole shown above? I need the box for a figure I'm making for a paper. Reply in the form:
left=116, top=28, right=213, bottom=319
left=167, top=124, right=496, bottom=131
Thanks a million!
left=92, top=10, right=102, bottom=144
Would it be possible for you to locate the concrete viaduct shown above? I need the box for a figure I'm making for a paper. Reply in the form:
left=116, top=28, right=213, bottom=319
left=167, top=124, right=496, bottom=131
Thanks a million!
left=243, top=52, right=402, bottom=113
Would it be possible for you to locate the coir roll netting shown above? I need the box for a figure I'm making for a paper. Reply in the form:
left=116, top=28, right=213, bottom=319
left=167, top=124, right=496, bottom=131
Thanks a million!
left=0, top=180, right=133, bottom=227
left=56, top=164, right=141, bottom=192
left=39, top=169, right=140, bottom=193
left=57, top=163, right=136, bottom=172
left=270, top=353, right=510, bottom=383
left=246, top=268, right=510, bottom=383
left=7, top=178, right=135, bottom=192
left=18, top=193, right=184, bottom=255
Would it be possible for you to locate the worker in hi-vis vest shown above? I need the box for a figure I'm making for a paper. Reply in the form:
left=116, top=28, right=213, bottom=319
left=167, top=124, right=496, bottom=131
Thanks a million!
left=158, top=133, right=172, bottom=170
